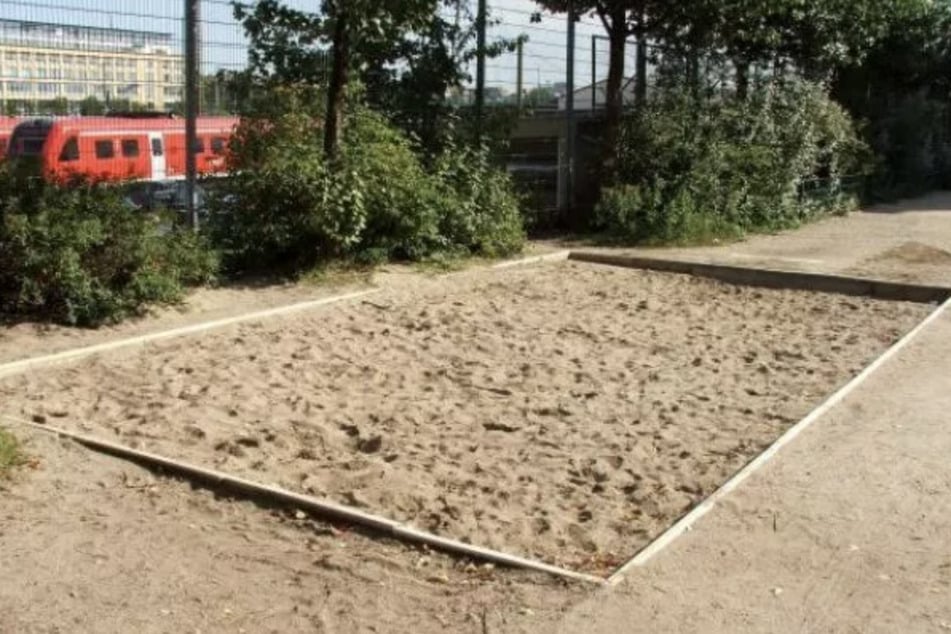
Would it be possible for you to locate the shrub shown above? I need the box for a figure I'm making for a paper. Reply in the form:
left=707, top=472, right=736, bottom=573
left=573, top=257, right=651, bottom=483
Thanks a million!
left=596, top=80, right=869, bottom=244
left=0, top=169, right=217, bottom=326
left=432, top=141, right=525, bottom=257
left=209, top=86, right=524, bottom=274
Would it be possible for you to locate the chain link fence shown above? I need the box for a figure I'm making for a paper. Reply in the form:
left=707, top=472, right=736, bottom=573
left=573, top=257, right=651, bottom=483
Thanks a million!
left=0, top=0, right=757, bottom=228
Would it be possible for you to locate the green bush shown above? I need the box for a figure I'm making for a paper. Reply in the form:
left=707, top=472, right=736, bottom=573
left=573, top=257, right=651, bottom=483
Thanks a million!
left=432, top=141, right=525, bottom=257
left=596, top=80, right=868, bottom=244
left=0, top=169, right=217, bottom=326
left=209, top=86, right=523, bottom=274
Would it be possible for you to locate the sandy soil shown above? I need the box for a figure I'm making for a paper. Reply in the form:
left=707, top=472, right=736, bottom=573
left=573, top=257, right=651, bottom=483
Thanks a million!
left=544, top=299, right=951, bottom=634
left=0, top=427, right=580, bottom=634
left=0, top=261, right=929, bottom=576
left=0, top=247, right=561, bottom=367
left=0, top=279, right=368, bottom=365
left=847, top=240, right=951, bottom=284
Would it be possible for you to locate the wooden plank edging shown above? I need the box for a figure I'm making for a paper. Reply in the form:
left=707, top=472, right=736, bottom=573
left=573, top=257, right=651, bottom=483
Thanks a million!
left=568, top=252, right=951, bottom=304
left=4, top=416, right=605, bottom=586
left=605, top=296, right=951, bottom=585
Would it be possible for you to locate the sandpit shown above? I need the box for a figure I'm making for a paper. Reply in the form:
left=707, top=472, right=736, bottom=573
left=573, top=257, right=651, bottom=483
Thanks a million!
left=0, top=261, right=932, bottom=574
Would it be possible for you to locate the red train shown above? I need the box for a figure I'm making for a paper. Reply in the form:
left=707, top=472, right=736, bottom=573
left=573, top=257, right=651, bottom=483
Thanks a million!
left=0, top=116, right=20, bottom=158
left=5, top=115, right=238, bottom=182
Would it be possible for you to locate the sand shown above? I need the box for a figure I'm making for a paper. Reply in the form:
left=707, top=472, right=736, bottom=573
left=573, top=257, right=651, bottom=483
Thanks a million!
left=548, top=296, right=951, bottom=634
left=0, top=261, right=931, bottom=575
left=2, top=426, right=578, bottom=634
left=0, top=279, right=369, bottom=365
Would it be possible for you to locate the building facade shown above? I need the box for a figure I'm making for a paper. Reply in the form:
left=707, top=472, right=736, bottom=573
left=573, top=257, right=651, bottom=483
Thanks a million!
left=0, top=19, right=184, bottom=113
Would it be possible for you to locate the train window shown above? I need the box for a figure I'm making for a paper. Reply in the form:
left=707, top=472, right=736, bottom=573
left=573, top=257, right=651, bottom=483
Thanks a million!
left=121, top=139, right=139, bottom=158
left=211, top=137, right=227, bottom=155
left=22, top=139, right=45, bottom=155
left=151, top=138, right=163, bottom=157
left=95, top=140, right=114, bottom=159
left=59, top=137, right=79, bottom=162
left=7, top=120, right=52, bottom=158
left=191, top=138, right=205, bottom=153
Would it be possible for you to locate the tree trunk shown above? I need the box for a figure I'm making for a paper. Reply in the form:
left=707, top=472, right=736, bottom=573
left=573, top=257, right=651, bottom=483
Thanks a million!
left=735, top=58, right=749, bottom=101
left=634, top=39, right=648, bottom=106
left=324, top=7, right=350, bottom=160
left=634, top=6, right=648, bottom=108
left=688, top=48, right=701, bottom=99
left=600, top=7, right=627, bottom=185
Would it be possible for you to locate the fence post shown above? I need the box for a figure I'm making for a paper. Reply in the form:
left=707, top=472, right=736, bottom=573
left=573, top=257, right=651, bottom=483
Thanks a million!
left=516, top=38, right=524, bottom=113
left=475, top=0, right=487, bottom=134
left=591, top=34, right=597, bottom=112
left=184, top=0, right=200, bottom=230
left=564, top=1, right=576, bottom=215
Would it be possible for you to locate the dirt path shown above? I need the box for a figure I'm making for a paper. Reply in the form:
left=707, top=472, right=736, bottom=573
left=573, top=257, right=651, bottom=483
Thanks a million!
left=540, top=304, right=951, bottom=633
left=563, top=192, right=951, bottom=286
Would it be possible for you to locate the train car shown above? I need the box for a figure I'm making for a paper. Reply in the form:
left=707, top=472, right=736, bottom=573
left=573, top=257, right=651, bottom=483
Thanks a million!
left=6, top=115, right=238, bottom=182
left=0, top=116, right=19, bottom=159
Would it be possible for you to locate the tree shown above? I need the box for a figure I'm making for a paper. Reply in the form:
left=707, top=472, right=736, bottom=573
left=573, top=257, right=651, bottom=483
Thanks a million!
left=79, top=96, right=106, bottom=115
left=674, top=0, right=934, bottom=97
left=534, top=1, right=670, bottom=183
left=39, top=98, right=69, bottom=115
left=521, top=86, right=557, bottom=109
left=235, top=0, right=476, bottom=158
left=318, top=1, right=439, bottom=157
left=362, top=2, right=520, bottom=155
left=828, top=0, right=951, bottom=193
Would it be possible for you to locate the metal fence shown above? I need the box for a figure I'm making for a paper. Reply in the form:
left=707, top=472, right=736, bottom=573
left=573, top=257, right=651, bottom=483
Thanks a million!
left=0, top=0, right=683, bottom=227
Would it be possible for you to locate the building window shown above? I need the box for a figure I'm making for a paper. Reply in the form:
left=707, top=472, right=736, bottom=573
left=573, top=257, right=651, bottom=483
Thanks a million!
left=59, top=137, right=79, bottom=162
left=121, top=139, right=139, bottom=158
left=95, top=140, right=114, bottom=159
